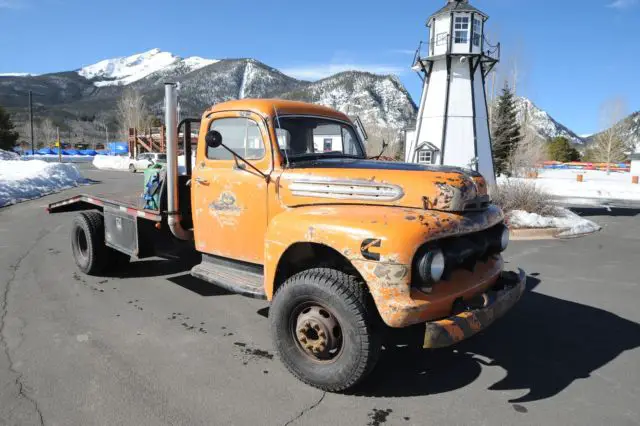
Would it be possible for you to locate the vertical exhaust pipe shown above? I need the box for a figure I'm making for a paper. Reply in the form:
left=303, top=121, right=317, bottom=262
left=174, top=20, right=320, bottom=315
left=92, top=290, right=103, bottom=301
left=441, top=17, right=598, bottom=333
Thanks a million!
left=164, top=83, right=193, bottom=241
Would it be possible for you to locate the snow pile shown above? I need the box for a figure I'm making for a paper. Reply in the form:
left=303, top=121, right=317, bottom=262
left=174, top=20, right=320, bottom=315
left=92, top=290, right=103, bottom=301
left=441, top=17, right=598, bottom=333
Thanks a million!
left=504, top=169, right=640, bottom=203
left=0, top=160, right=89, bottom=207
left=0, top=149, right=19, bottom=160
left=178, top=155, right=196, bottom=175
left=508, top=208, right=601, bottom=238
left=27, top=154, right=94, bottom=163
left=92, top=155, right=131, bottom=171
left=93, top=154, right=194, bottom=174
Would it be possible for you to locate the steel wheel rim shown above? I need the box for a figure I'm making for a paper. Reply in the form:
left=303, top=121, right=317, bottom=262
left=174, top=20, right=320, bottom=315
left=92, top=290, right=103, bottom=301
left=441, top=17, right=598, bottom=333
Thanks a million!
left=75, top=227, right=88, bottom=260
left=290, top=301, right=344, bottom=363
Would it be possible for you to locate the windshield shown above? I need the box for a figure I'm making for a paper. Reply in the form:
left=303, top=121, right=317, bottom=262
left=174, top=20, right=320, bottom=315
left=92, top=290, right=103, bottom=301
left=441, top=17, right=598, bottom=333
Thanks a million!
left=274, top=116, right=365, bottom=163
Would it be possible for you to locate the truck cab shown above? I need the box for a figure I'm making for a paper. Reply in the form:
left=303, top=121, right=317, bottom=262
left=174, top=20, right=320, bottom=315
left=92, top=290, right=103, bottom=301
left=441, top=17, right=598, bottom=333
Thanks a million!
left=49, top=85, right=525, bottom=392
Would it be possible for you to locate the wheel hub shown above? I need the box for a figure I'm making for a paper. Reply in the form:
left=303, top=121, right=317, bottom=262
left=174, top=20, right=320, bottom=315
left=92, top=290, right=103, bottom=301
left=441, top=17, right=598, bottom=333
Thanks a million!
left=295, top=305, right=342, bottom=360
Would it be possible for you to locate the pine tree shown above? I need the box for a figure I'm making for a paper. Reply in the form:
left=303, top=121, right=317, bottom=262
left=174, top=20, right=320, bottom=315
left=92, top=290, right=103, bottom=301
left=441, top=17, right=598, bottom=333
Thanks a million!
left=491, top=84, right=522, bottom=176
left=0, top=106, right=19, bottom=151
left=547, top=137, right=580, bottom=162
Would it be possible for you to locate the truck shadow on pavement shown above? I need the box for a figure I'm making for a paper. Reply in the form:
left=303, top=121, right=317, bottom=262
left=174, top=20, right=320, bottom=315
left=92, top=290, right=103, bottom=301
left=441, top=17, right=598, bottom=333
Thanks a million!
left=356, top=275, right=640, bottom=403
left=572, top=207, right=640, bottom=218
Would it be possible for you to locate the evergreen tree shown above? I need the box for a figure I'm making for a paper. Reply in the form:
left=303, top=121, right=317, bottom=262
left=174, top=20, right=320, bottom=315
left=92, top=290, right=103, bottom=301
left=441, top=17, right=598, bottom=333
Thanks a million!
left=547, top=136, right=581, bottom=162
left=491, top=84, right=522, bottom=176
left=0, top=106, right=19, bottom=151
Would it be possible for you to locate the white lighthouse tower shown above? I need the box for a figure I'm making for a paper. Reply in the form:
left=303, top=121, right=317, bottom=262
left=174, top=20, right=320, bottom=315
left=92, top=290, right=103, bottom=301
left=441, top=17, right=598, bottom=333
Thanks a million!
left=404, top=0, right=500, bottom=183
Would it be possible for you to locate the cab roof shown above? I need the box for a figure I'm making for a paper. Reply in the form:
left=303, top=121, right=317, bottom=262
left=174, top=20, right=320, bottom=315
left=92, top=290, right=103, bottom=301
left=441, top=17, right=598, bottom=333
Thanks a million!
left=205, top=99, right=351, bottom=123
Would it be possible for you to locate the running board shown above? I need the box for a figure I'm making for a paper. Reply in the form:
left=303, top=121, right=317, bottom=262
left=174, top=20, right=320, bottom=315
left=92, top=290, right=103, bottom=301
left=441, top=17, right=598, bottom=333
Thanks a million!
left=191, top=254, right=266, bottom=300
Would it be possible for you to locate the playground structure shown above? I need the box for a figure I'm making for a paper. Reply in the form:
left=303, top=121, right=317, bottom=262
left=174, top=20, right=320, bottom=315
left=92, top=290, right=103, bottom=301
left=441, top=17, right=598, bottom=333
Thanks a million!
left=128, top=126, right=197, bottom=157
left=128, top=127, right=166, bottom=158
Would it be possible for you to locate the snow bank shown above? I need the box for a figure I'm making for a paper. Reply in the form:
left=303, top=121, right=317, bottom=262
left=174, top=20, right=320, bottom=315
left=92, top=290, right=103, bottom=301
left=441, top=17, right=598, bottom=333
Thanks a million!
left=92, top=155, right=131, bottom=171
left=27, top=154, right=94, bottom=163
left=502, top=169, right=640, bottom=203
left=93, top=154, right=194, bottom=174
left=508, top=207, right=601, bottom=238
left=0, top=149, right=19, bottom=160
left=0, top=160, right=89, bottom=207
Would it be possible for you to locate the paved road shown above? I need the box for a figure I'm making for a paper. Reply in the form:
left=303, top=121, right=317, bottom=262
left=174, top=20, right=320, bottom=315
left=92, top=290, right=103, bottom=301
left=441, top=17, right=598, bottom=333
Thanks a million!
left=1, top=169, right=639, bottom=426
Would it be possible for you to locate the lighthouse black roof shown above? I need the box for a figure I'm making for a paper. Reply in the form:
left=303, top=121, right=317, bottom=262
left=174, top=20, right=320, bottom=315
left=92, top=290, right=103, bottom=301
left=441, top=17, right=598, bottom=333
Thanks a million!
left=428, top=0, right=487, bottom=24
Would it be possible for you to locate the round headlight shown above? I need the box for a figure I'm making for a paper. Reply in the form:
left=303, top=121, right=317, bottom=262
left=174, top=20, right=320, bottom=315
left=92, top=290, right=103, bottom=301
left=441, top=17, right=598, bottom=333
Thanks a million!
left=429, top=250, right=446, bottom=282
left=500, top=226, right=510, bottom=251
left=417, top=249, right=446, bottom=284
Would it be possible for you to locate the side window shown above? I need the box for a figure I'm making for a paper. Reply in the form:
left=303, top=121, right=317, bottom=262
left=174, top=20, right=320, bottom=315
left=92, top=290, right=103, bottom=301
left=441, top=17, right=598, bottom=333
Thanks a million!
left=473, top=18, right=482, bottom=46
left=454, top=16, right=469, bottom=44
left=207, top=117, right=265, bottom=160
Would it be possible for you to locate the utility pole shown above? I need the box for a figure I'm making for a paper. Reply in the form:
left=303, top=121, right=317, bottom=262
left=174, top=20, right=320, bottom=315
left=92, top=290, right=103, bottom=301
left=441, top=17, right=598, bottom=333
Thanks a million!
left=57, top=127, right=61, bottom=163
left=29, top=91, right=34, bottom=155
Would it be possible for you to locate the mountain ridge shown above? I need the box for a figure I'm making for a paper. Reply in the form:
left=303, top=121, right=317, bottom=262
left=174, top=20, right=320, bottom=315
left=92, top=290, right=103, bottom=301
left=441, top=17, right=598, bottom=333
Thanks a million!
left=1, top=49, right=637, bottom=151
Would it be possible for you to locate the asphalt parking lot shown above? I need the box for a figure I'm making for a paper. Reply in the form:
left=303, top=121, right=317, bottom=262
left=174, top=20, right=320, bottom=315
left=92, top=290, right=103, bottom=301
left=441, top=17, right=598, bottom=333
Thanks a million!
left=1, top=168, right=638, bottom=426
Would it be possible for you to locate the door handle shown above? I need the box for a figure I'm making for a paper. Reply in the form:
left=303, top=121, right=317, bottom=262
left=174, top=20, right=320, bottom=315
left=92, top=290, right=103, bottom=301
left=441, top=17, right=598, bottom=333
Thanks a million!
left=195, top=177, right=209, bottom=185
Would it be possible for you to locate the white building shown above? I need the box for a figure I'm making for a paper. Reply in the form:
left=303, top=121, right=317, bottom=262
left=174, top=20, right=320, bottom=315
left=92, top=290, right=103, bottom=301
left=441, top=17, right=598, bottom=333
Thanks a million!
left=404, top=0, right=500, bottom=184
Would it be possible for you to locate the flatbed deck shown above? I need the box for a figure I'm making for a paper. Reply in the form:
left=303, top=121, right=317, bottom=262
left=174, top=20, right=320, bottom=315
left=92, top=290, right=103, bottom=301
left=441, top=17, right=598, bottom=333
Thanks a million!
left=47, top=194, right=163, bottom=222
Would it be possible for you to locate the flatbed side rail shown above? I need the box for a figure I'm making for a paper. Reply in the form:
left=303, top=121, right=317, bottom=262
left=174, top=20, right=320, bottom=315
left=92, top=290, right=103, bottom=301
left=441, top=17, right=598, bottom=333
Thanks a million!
left=47, top=195, right=163, bottom=222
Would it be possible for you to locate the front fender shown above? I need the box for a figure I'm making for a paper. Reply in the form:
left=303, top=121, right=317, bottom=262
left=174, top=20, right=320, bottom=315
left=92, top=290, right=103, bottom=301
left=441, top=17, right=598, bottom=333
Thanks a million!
left=264, top=204, right=504, bottom=326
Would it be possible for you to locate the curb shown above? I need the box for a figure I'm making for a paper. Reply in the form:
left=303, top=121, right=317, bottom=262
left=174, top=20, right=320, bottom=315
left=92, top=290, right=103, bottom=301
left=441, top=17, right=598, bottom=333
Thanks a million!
left=509, top=227, right=560, bottom=241
left=510, top=227, right=600, bottom=240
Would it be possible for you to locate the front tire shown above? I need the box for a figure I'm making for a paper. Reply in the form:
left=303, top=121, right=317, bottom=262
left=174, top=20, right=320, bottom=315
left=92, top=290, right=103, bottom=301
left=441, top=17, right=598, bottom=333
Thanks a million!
left=129, top=164, right=136, bottom=173
left=270, top=268, right=381, bottom=392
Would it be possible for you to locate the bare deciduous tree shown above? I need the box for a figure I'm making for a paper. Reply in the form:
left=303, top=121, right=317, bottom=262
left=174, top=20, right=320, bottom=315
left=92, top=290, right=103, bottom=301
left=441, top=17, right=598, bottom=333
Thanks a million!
left=40, top=118, right=56, bottom=148
left=508, top=112, right=547, bottom=177
left=95, top=111, right=110, bottom=147
left=587, top=97, right=630, bottom=174
left=117, top=89, right=149, bottom=138
left=362, top=123, right=402, bottom=160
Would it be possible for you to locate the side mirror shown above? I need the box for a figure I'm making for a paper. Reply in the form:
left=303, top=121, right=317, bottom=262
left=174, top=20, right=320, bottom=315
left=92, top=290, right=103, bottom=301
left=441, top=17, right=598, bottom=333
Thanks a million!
left=205, top=130, right=223, bottom=149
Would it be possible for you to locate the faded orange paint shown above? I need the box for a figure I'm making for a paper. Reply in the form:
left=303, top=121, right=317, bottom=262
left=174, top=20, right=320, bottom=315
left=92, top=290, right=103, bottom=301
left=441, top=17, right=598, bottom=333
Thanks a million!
left=191, top=98, right=510, bottom=329
left=192, top=109, right=273, bottom=263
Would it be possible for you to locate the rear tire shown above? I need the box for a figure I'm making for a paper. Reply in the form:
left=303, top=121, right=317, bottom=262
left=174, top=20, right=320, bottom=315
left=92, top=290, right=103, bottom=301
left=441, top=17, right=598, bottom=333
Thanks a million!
left=71, top=211, right=129, bottom=275
left=270, top=268, right=381, bottom=392
left=129, top=164, right=136, bottom=173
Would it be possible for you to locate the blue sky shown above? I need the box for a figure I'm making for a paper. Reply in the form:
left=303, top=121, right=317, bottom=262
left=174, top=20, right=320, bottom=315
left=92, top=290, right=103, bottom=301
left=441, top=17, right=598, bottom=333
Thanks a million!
left=1, top=0, right=638, bottom=134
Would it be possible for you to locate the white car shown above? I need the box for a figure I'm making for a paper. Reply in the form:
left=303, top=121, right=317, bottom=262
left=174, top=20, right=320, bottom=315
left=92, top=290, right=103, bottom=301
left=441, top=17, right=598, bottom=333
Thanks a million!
left=128, top=153, right=166, bottom=173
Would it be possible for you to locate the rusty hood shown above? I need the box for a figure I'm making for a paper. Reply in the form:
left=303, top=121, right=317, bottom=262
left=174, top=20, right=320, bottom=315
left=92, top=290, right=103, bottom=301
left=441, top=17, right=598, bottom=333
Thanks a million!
left=278, top=159, right=489, bottom=212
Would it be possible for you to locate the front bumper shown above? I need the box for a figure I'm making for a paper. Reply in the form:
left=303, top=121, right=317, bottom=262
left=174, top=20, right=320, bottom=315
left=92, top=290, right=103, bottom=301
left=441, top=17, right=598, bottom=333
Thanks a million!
left=423, top=268, right=526, bottom=348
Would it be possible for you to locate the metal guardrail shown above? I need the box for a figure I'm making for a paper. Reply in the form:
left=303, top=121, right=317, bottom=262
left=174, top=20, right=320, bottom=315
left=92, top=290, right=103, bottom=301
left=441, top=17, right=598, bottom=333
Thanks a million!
left=411, top=34, right=500, bottom=65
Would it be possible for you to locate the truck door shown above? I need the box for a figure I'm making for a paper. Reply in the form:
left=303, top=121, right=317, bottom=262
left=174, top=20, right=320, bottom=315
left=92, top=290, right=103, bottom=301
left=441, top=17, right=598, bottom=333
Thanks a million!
left=191, top=112, right=272, bottom=264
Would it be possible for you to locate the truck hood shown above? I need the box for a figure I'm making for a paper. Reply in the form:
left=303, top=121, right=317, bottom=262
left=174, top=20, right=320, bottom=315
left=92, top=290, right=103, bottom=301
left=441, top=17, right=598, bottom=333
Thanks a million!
left=278, top=158, right=490, bottom=212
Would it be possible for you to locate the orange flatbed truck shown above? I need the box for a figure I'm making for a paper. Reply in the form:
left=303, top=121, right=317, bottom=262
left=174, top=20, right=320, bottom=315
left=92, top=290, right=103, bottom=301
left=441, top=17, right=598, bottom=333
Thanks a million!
left=48, top=83, right=525, bottom=391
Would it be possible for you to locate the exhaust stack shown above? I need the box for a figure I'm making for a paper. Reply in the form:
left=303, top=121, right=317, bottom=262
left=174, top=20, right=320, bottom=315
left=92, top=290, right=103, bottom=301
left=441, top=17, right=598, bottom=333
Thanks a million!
left=164, top=83, right=193, bottom=241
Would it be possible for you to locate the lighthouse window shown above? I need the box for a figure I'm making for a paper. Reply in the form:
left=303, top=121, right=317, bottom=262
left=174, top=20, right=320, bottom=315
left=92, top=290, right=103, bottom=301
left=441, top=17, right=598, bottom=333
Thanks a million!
left=454, top=16, right=469, bottom=44
left=418, top=150, right=433, bottom=164
left=473, top=18, right=482, bottom=46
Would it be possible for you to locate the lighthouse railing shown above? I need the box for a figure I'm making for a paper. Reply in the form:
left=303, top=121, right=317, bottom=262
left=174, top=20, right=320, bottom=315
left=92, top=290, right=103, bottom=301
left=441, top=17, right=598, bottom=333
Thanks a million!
left=482, top=36, right=501, bottom=61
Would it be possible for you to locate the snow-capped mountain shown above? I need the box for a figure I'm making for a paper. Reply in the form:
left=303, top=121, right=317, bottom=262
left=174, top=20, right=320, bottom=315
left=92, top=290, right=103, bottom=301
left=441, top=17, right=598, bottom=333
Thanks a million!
left=0, top=73, right=36, bottom=77
left=514, top=96, right=584, bottom=144
left=78, top=48, right=218, bottom=87
left=585, top=111, right=640, bottom=151
left=279, top=71, right=417, bottom=130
